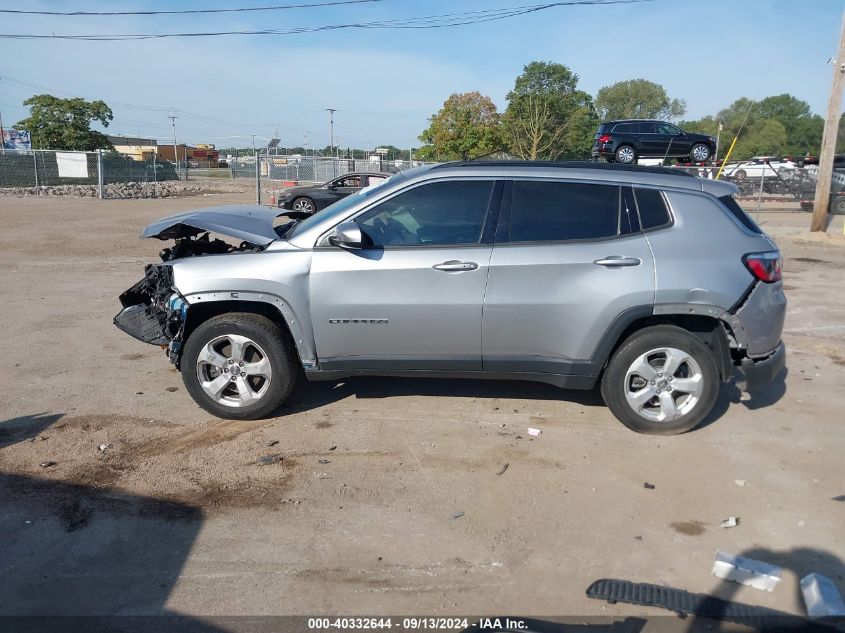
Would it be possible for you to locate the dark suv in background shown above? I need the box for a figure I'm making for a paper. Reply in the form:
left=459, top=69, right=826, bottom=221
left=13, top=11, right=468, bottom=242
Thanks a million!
left=593, top=120, right=716, bottom=165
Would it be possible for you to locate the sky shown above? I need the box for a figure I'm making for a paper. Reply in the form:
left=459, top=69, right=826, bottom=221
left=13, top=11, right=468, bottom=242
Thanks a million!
left=0, top=0, right=842, bottom=151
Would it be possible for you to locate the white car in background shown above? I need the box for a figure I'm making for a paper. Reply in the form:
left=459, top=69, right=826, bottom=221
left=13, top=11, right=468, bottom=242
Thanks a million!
left=721, top=156, right=796, bottom=180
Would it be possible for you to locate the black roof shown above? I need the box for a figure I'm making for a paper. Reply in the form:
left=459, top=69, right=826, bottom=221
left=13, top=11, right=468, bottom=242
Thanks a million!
left=431, top=160, right=696, bottom=178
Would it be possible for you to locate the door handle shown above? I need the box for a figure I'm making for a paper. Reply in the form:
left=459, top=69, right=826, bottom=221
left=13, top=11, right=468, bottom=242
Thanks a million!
left=594, top=256, right=642, bottom=267
left=433, top=260, right=479, bottom=272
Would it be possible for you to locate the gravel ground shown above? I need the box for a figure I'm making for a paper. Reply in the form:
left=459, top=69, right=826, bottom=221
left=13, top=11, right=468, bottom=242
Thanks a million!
left=0, top=193, right=844, bottom=622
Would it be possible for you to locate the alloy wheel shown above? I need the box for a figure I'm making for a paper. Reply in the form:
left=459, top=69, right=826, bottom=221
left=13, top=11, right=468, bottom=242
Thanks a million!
left=195, top=334, right=272, bottom=408
left=623, top=347, right=704, bottom=423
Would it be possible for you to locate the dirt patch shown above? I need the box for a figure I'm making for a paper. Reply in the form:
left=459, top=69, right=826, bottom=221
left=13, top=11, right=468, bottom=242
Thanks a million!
left=0, top=413, right=299, bottom=515
left=670, top=520, right=706, bottom=536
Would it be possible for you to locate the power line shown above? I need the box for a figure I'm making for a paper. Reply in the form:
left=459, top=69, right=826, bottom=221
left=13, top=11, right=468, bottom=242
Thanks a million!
left=0, top=0, right=657, bottom=40
left=0, top=0, right=383, bottom=16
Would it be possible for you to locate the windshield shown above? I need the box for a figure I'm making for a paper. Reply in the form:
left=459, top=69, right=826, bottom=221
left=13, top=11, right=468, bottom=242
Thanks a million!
left=287, top=173, right=397, bottom=238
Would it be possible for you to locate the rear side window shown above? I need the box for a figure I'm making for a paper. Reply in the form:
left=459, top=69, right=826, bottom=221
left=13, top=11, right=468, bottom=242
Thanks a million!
left=612, top=123, right=633, bottom=133
left=638, top=122, right=657, bottom=133
left=719, top=194, right=763, bottom=233
left=634, top=188, right=671, bottom=230
left=507, top=181, right=620, bottom=242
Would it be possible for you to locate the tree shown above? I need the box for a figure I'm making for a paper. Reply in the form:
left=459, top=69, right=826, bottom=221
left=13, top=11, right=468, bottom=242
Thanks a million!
left=502, top=61, right=597, bottom=160
left=417, top=92, right=501, bottom=161
left=594, top=79, right=686, bottom=121
left=757, top=94, right=823, bottom=156
left=15, top=94, right=114, bottom=151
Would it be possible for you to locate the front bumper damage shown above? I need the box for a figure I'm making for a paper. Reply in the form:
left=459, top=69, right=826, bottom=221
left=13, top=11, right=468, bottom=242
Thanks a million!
left=113, top=264, right=186, bottom=362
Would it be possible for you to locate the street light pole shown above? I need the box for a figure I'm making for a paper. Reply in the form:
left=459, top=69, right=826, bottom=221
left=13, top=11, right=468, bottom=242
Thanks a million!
left=168, top=109, right=179, bottom=170
left=326, top=108, right=336, bottom=156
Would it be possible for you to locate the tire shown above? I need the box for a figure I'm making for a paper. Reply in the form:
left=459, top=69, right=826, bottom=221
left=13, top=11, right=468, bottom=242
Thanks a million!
left=600, top=325, right=720, bottom=435
left=291, top=197, right=316, bottom=214
left=181, top=313, right=298, bottom=420
left=832, top=197, right=845, bottom=215
left=733, top=169, right=747, bottom=180
left=615, top=145, right=636, bottom=164
left=690, top=143, right=711, bottom=163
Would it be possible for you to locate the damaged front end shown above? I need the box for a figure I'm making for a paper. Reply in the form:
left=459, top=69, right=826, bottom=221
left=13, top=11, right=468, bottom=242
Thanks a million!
left=114, top=264, right=186, bottom=363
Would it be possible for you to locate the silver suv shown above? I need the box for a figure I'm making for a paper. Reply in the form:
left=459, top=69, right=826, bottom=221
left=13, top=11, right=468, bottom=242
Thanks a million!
left=115, top=162, right=786, bottom=434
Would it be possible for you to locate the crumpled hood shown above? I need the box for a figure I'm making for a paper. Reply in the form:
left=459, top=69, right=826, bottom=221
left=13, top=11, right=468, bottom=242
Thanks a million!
left=141, top=204, right=284, bottom=245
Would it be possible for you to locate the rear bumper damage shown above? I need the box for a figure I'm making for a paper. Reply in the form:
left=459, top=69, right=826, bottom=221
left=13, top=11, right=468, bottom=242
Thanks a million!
left=113, top=264, right=186, bottom=360
left=736, top=341, right=786, bottom=391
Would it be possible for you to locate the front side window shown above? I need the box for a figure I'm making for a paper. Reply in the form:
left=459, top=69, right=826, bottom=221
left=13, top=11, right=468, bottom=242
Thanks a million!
left=335, top=176, right=361, bottom=188
left=506, top=181, right=620, bottom=242
left=355, top=180, right=493, bottom=247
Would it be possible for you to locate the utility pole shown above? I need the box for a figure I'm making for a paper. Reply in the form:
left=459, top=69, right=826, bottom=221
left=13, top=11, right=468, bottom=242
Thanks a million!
left=251, top=134, right=256, bottom=153
left=168, top=109, right=179, bottom=170
left=326, top=108, right=336, bottom=155
left=0, top=108, right=5, bottom=154
left=812, top=10, right=845, bottom=232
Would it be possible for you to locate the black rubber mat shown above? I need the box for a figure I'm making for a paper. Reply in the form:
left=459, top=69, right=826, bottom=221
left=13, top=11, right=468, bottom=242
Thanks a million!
left=586, top=578, right=843, bottom=632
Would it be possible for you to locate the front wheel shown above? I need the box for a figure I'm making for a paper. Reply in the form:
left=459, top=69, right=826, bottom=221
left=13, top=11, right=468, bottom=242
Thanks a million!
left=600, top=325, right=720, bottom=435
left=690, top=143, right=711, bottom=163
left=182, top=313, right=298, bottom=419
left=291, top=197, right=316, bottom=214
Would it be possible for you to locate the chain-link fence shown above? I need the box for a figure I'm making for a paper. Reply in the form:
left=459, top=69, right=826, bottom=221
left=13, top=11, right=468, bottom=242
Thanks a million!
left=0, top=149, right=185, bottom=199
left=250, top=154, right=428, bottom=205
left=671, top=163, right=845, bottom=217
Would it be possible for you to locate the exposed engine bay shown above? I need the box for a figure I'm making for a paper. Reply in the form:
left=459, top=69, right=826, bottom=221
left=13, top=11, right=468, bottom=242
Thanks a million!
left=157, top=232, right=263, bottom=262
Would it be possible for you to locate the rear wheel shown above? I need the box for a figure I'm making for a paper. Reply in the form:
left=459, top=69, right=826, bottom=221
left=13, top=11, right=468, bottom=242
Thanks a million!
left=182, top=313, right=297, bottom=419
left=832, top=197, right=845, bottom=215
left=601, top=325, right=719, bottom=435
left=733, top=169, right=747, bottom=180
left=615, top=145, right=636, bottom=164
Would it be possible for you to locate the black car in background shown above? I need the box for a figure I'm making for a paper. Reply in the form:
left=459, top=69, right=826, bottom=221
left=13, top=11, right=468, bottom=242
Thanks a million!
left=592, top=119, right=716, bottom=164
left=277, top=172, right=391, bottom=214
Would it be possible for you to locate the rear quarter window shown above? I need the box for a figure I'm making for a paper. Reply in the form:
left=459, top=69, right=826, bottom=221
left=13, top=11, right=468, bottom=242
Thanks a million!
left=634, top=188, right=671, bottom=230
left=719, top=194, right=763, bottom=233
left=612, top=123, right=633, bottom=133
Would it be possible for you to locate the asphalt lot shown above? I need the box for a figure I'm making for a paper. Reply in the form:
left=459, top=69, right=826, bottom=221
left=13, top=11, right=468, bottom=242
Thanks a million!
left=1, top=192, right=844, bottom=622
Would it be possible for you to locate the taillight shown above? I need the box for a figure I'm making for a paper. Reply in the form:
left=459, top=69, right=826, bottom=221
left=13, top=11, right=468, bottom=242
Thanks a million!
left=598, top=134, right=612, bottom=143
left=743, top=251, right=782, bottom=283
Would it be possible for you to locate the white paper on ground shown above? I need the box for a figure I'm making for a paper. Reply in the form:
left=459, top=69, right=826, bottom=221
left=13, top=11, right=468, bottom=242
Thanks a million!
left=711, top=550, right=782, bottom=592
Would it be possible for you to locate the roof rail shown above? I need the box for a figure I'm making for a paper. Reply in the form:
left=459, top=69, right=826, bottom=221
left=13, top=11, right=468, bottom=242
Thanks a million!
left=430, top=160, right=696, bottom=178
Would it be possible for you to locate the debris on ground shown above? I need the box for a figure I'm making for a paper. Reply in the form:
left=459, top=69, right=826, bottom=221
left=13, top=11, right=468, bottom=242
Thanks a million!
left=734, top=479, right=747, bottom=487
left=97, top=443, right=111, bottom=453
left=329, top=445, right=337, bottom=451
left=801, top=572, right=845, bottom=618
left=712, top=550, right=781, bottom=591
left=256, top=455, right=282, bottom=466
left=643, top=482, right=655, bottom=490
left=39, top=460, right=57, bottom=468
left=527, top=427, right=542, bottom=437
left=832, top=494, right=845, bottom=502
left=318, top=459, right=331, bottom=464
left=497, top=463, right=509, bottom=476
left=451, top=511, right=465, bottom=520
left=719, top=516, right=740, bottom=529
left=267, top=440, right=279, bottom=447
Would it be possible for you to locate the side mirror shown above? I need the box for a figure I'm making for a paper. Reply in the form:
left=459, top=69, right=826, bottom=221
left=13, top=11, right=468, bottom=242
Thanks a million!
left=329, top=221, right=363, bottom=249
